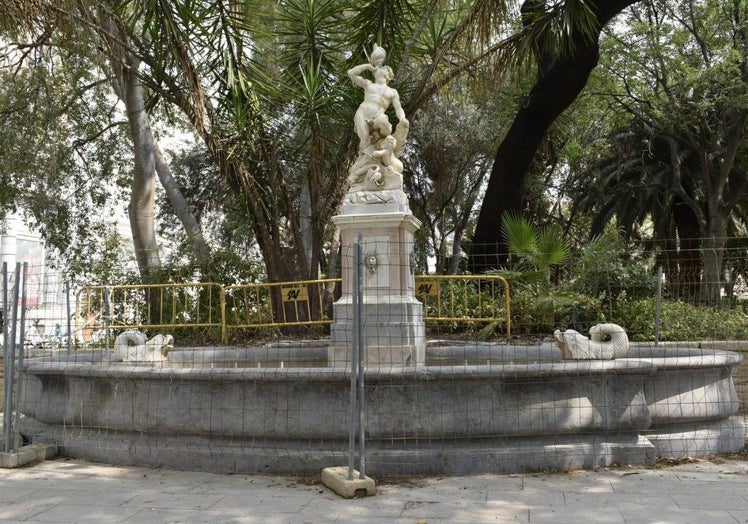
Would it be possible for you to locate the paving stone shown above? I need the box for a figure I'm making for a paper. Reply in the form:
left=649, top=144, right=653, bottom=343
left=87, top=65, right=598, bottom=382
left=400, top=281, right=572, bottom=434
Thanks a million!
left=0, top=457, right=747, bottom=523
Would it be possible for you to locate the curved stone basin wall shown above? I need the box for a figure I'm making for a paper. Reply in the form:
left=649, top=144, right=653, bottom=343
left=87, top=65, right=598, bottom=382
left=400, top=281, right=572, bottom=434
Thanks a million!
left=621, top=347, right=744, bottom=456
left=18, top=345, right=746, bottom=475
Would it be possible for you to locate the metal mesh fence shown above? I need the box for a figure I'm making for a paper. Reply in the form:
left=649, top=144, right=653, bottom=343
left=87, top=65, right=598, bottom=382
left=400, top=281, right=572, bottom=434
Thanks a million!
left=2, top=238, right=747, bottom=475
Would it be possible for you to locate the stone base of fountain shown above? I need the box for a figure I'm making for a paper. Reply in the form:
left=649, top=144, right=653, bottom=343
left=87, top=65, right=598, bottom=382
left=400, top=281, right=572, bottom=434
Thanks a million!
left=19, top=419, right=666, bottom=475
left=329, top=296, right=425, bottom=366
left=17, top=344, right=747, bottom=476
left=330, top=199, right=425, bottom=367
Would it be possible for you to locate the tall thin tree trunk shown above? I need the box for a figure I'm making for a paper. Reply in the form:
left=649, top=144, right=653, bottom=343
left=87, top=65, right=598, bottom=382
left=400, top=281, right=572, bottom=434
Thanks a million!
left=672, top=198, right=701, bottom=301
left=118, top=49, right=161, bottom=283
left=103, top=12, right=210, bottom=279
left=699, top=210, right=731, bottom=305
left=153, top=142, right=211, bottom=268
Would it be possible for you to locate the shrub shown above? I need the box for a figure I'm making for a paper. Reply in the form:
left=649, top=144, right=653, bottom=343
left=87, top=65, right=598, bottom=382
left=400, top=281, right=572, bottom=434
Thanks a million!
left=612, top=298, right=748, bottom=341
left=509, top=288, right=604, bottom=334
left=566, top=228, right=657, bottom=308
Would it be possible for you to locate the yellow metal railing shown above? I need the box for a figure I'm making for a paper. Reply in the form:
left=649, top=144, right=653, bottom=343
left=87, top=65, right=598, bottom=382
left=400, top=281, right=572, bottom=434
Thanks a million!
left=222, top=279, right=338, bottom=342
left=414, top=274, right=511, bottom=335
left=75, top=283, right=224, bottom=341
left=75, top=275, right=510, bottom=344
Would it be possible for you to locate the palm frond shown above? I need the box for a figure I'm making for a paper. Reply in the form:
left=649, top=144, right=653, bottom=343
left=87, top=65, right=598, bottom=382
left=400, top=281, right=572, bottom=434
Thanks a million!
left=501, top=212, right=537, bottom=256
left=536, top=224, right=570, bottom=267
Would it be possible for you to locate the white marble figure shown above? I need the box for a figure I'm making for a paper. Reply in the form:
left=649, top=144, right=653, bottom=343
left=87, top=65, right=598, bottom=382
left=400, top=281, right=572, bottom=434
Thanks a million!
left=347, top=45, right=409, bottom=194
left=349, top=133, right=405, bottom=192
left=114, top=329, right=174, bottom=362
left=553, top=323, right=629, bottom=360
left=348, top=45, right=408, bottom=152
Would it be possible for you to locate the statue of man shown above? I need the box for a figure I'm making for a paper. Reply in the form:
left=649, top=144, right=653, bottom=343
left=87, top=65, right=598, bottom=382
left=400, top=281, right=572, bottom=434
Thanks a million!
left=348, top=45, right=409, bottom=153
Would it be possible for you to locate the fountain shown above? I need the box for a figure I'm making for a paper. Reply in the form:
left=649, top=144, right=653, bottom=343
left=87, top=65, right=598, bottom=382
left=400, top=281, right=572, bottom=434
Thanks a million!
left=15, top=45, right=747, bottom=476
left=16, top=341, right=746, bottom=475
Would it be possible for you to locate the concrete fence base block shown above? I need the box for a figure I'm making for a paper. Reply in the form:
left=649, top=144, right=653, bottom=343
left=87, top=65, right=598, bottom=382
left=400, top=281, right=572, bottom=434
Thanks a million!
left=322, top=466, right=376, bottom=498
left=0, top=443, right=57, bottom=469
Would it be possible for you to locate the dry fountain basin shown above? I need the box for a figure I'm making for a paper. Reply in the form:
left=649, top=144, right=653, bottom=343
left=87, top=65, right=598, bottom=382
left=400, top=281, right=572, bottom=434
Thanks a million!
left=18, top=343, right=747, bottom=476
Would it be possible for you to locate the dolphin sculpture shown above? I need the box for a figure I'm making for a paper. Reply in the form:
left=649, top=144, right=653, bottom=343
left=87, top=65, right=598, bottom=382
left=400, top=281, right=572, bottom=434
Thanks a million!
left=553, top=323, right=629, bottom=360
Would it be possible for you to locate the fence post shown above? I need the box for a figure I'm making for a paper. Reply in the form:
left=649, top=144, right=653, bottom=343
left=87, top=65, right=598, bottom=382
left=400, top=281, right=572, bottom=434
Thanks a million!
left=356, top=236, right=366, bottom=479
left=3, top=263, right=20, bottom=452
left=13, top=263, right=28, bottom=451
left=347, top=237, right=360, bottom=480
left=65, top=279, right=72, bottom=355
left=103, top=285, right=111, bottom=351
left=655, top=266, right=663, bottom=347
left=346, top=234, right=369, bottom=480
left=220, top=286, right=227, bottom=345
left=74, top=288, right=81, bottom=350
left=1, top=263, right=10, bottom=451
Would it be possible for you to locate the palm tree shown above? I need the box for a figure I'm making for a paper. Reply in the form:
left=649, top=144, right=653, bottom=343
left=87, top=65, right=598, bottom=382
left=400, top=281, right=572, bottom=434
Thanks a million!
left=500, top=212, right=569, bottom=286
left=573, top=123, right=703, bottom=301
left=495, top=212, right=575, bottom=331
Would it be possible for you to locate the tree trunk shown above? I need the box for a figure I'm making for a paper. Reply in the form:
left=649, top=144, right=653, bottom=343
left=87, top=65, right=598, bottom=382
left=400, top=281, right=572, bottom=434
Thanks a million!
left=116, top=48, right=161, bottom=283
left=101, top=12, right=210, bottom=280
left=118, top=51, right=166, bottom=325
left=299, top=176, right=313, bottom=277
left=700, top=228, right=727, bottom=306
left=470, top=0, right=640, bottom=273
left=153, top=142, right=211, bottom=269
left=672, top=198, right=701, bottom=301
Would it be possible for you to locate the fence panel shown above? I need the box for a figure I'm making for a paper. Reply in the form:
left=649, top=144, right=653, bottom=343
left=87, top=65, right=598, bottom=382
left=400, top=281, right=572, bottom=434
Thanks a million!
left=75, top=283, right=223, bottom=343
left=415, top=274, right=511, bottom=336
left=6, top=241, right=748, bottom=477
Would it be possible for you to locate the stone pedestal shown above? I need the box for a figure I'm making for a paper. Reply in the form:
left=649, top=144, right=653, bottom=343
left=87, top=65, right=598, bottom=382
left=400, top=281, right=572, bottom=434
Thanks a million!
left=329, top=190, right=425, bottom=367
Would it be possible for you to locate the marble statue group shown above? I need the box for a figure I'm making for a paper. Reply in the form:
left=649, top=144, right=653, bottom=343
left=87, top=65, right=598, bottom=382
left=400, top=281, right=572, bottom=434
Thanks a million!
left=347, top=44, right=409, bottom=193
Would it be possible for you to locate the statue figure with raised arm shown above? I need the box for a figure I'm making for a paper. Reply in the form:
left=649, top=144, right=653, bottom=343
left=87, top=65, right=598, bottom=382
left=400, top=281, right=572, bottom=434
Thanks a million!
left=332, top=44, right=423, bottom=369
left=348, top=44, right=409, bottom=153
left=347, top=44, right=409, bottom=194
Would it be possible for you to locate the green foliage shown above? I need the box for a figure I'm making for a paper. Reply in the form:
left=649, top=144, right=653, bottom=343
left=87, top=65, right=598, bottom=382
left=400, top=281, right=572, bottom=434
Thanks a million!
left=613, top=299, right=748, bottom=342
left=418, top=278, right=509, bottom=335
left=158, top=248, right=267, bottom=286
left=0, top=25, right=133, bottom=274
left=67, top=227, right=137, bottom=285
left=585, top=0, right=748, bottom=303
left=484, top=213, right=583, bottom=335
left=509, top=287, right=603, bottom=334
left=501, top=212, right=569, bottom=284
left=567, top=228, right=658, bottom=308
left=405, top=94, right=499, bottom=274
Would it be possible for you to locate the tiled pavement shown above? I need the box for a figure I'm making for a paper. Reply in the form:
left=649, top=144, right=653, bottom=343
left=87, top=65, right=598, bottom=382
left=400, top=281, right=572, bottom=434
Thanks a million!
left=0, top=457, right=746, bottom=523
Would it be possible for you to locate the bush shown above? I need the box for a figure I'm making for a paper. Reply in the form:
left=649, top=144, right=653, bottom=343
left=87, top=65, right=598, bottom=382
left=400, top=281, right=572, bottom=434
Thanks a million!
left=612, top=298, right=748, bottom=341
left=509, top=289, right=604, bottom=334
left=566, top=229, right=657, bottom=307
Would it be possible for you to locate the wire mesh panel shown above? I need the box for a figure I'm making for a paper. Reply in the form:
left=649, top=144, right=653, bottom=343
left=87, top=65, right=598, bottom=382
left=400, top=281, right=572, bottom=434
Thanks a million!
left=76, top=283, right=223, bottom=334
left=6, top=238, right=748, bottom=476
